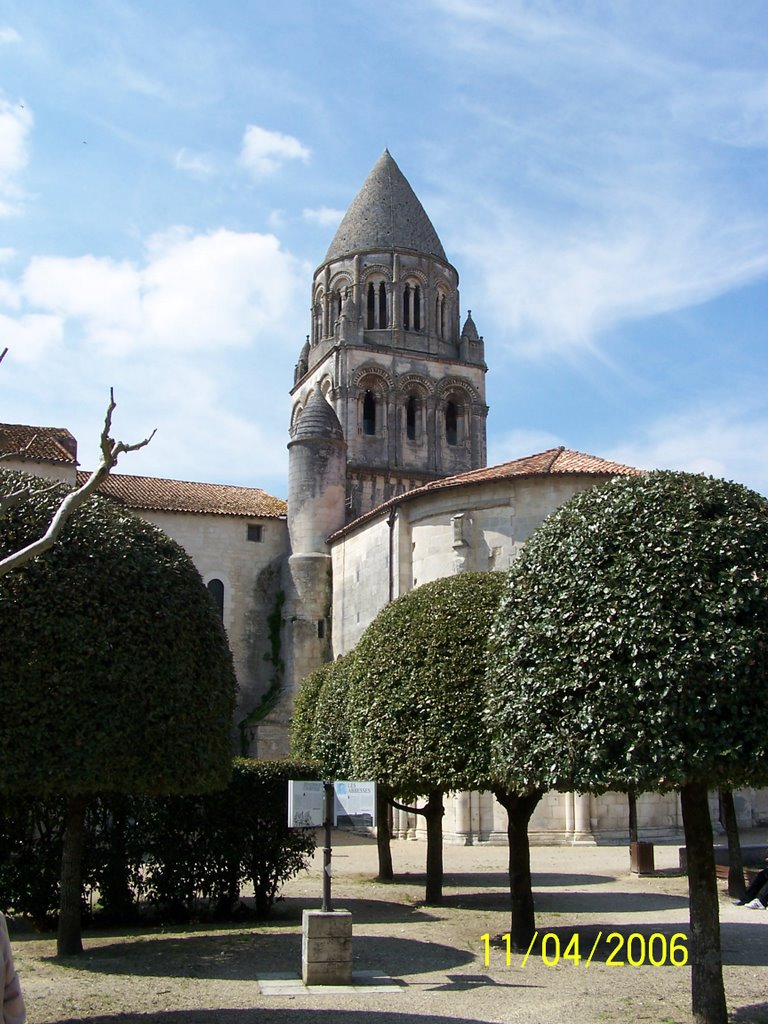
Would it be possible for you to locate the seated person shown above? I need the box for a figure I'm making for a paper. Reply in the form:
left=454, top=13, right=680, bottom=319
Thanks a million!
left=735, top=849, right=768, bottom=909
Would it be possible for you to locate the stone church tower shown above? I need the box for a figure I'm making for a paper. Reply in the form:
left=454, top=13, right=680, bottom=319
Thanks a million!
left=262, top=150, right=489, bottom=757
left=291, top=149, right=488, bottom=521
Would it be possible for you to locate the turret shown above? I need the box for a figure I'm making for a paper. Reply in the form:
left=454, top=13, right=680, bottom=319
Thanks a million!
left=287, top=382, right=346, bottom=553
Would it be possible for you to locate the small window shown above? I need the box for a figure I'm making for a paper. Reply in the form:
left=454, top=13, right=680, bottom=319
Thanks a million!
left=406, top=396, right=417, bottom=441
left=317, top=619, right=325, bottom=639
left=247, top=524, right=263, bottom=542
left=363, top=390, right=376, bottom=435
left=367, top=282, right=375, bottom=330
left=446, top=401, right=458, bottom=446
left=379, top=282, right=387, bottom=328
left=207, top=578, right=224, bottom=619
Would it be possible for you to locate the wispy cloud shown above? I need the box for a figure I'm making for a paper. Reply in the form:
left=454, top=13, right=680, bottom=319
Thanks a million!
left=0, top=99, right=32, bottom=216
left=174, top=148, right=215, bottom=177
left=0, top=27, right=20, bottom=45
left=488, top=427, right=563, bottom=467
left=606, top=405, right=768, bottom=497
left=423, top=2, right=768, bottom=358
left=303, top=206, right=344, bottom=228
left=239, top=125, right=310, bottom=177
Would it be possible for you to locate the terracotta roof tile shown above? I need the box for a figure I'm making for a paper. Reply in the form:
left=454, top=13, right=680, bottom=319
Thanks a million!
left=330, top=446, right=642, bottom=540
left=0, top=423, right=78, bottom=464
left=76, top=471, right=287, bottom=519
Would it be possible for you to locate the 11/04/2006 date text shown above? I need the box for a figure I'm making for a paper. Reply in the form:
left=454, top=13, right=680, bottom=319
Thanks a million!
left=481, top=931, right=689, bottom=968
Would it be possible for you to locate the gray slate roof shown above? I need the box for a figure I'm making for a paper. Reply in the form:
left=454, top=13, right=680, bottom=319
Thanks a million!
left=293, top=384, right=344, bottom=441
left=324, top=150, right=447, bottom=263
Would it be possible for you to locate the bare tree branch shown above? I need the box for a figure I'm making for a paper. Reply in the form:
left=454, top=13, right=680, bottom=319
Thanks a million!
left=0, top=388, right=156, bottom=577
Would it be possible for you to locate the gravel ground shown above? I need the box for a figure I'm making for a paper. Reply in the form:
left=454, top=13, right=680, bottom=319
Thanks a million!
left=9, top=829, right=768, bottom=1024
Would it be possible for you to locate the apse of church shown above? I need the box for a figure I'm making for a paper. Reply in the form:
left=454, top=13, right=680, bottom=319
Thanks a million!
left=290, top=150, right=489, bottom=521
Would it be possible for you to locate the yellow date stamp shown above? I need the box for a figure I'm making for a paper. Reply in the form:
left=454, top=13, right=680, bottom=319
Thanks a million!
left=481, top=931, right=689, bottom=968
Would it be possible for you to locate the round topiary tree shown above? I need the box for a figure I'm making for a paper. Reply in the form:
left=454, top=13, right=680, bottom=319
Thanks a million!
left=487, top=471, right=768, bottom=1024
left=0, top=470, right=237, bottom=954
left=348, top=571, right=505, bottom=903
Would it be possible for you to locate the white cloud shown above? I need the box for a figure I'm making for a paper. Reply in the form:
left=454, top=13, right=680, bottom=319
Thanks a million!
left=18, top=227, right=305, bottom=358
left=0, top=27, right=21, bottom=45
left=22, top=254, right=142, bottom=355
left=0, top=100, right=32, bottom=215
left=0, top=312, right=63, bottom=365
left=174, top=148, right=215, bottom=177
left=3, top=226, right=306, bottom=488
left=303, top=206, right=344, bottom=228
left=606, top=407, right=768, bottom=497
left=239, top=125, right=310, bottom=177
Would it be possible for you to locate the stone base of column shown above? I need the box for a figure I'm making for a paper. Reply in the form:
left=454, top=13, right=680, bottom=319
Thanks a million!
left=301, top=910, right=353, bottom=985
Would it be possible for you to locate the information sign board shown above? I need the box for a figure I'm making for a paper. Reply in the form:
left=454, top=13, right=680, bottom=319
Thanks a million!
left=287, top=780, right=377, bottom=828
left=333, top=781, right=377, bottom=827
left=287, top=780, right=326, bottom=828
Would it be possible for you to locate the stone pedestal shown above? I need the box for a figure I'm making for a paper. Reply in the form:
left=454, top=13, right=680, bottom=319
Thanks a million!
left=301, top=909, right=353, bottom=985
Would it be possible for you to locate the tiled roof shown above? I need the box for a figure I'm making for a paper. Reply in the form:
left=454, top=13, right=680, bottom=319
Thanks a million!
left=0, top=423, right=78, bottom=464
left=330, top=447, right=642, bottom=540
left=76, top=471, right=287, bottom=519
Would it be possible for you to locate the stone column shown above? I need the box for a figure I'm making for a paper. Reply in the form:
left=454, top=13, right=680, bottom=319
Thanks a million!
left=455, top=791, right=471, bottom=842
left=574, top=793, right=593, bottom=843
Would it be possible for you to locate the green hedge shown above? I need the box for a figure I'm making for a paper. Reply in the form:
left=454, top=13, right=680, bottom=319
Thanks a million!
left=0, top=759, right=316, bottom=927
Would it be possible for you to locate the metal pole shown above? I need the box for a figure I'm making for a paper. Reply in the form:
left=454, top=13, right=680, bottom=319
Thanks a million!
left=322, top=781, right=333, bottom=912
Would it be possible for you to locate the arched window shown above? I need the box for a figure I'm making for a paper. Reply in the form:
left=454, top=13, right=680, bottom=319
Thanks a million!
left=445, top=401, right=458, bottom=446
left=367, top=281, right=387, bottom=329
left=403, top=283, right=421, bottom=331
left=363, top=390, right=376, bottom=435
left=406, top=396, right=417, bottom=441
left=436, top=294, right=445, bottom=338
left=313, top=303, right=322, bottom=344
left=207, top=578, right=224, bottom=619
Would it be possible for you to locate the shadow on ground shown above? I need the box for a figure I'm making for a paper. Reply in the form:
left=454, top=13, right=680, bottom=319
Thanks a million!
left=50, top=1012, right=497, bottom=1024
left=269, top=896, right=438, bottom=926
left=731, top=1002, right=768, bottom=1023
left=391, top=870, right=613, bottom=891
left=46, top=932, right=474, bottom=981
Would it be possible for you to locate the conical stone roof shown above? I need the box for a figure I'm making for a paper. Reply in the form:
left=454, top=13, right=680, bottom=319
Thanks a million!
left=293, top=383, right=344, bottom=442
left=324, top=150, right=447, bottom=263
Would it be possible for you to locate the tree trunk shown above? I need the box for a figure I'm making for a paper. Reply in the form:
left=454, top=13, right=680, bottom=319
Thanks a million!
left=718, top=789, right=746, bottom=901
left=375, top=786, right=394, bottom=881
left=680, top=782, right=728, bottom=1024
left=495, top=789, right=542, bottom=951
left=58, top=793, right=88, bottom=956
left=627, top=788, right=639, bottom=845
left=423, top=789, right=444, bottom=905
left=99, top=796, right=137, bottom=922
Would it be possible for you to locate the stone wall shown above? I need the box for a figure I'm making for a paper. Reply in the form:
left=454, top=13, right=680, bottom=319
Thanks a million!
left=137, top=509, right=289, bottom=748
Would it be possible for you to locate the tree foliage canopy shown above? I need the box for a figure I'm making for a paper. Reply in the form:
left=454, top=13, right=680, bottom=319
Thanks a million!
left=0, top=469, right=237, bottom=797
left=349, top=571, right=505, bottom=798
left=487, top=471, right=768, bottom=795
left=291, top=655, right=354, bottom=780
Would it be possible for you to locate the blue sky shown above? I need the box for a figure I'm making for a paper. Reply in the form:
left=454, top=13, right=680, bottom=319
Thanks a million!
left=1, top=1, right=767, bottom=497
